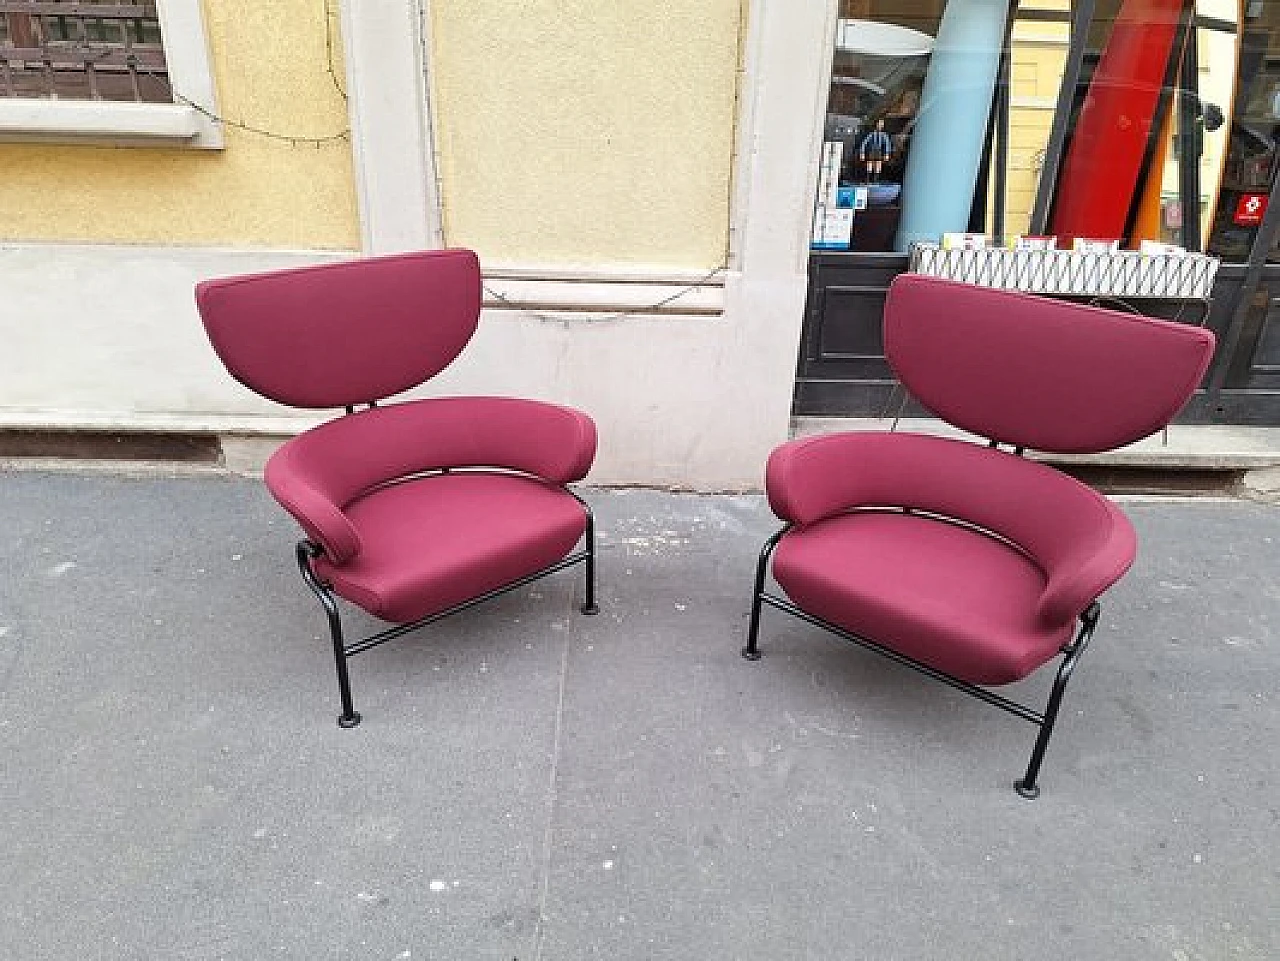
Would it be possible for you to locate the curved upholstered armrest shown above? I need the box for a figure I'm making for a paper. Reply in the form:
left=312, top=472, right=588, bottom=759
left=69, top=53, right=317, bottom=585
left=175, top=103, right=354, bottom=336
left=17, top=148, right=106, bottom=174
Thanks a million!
left=264, top=445, right=363, bottom=564
left=460, top=398, right=594, bottom=484
left=262, top=397, right=595, bottom=564
left=766, top=432, right=916, bottom=525
left=1035, top=501, right=1136, bottom=628
left=767, top=431, right=1140, bottom=628
left=318, top=396, right=597, bottom=487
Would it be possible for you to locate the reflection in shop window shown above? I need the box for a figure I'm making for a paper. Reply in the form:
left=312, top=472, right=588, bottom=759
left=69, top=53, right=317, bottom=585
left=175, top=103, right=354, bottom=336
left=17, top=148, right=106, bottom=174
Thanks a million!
left=1203, top=0, right=1280, bottom=262
left=814, top=1, right=945, bottom=253
left=814, top=0, right=1254, bottom=259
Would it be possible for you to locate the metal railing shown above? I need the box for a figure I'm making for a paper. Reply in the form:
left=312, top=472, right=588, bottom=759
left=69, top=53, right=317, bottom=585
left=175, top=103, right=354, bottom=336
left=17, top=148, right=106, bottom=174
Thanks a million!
left=0, top=1, right=168, bottom=101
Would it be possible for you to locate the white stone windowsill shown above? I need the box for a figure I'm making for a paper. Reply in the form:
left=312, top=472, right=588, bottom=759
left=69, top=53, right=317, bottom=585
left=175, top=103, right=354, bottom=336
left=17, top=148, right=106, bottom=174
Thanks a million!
left=0, top=99, right=221, bottom=148
left=482, top=268, right=727, bottom=318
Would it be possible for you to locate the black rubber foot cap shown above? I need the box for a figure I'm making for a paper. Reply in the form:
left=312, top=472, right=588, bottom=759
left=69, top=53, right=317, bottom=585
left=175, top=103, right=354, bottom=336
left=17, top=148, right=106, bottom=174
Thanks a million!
left=337, top=712, right=362, bottom=729
left=580, top=603, right=600, bottom=615
left=741, top=647, right=762, bottom=661
left=1014, top=780, right=1040, bottom=800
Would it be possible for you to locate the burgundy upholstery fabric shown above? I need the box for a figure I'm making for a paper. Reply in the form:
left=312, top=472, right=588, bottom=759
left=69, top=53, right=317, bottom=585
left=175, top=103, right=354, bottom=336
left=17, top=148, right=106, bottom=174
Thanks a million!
left=884, top=274, right=1216, bottom=453
left=767, top=432, right=1136, bottom=633
left=197, top=247, right=597, bottom=637
left=265, top=396, right=597, bottom=565
left=314, top=472, right=587, bottom=623
left=773, top=511, right=1075, bottom=685
left=196, top=249, right=481, bottom=408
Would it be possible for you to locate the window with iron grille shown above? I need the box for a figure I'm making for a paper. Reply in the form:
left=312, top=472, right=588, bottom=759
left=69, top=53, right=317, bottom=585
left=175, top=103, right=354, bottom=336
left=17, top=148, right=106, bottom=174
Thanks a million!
left=0, top=1, right=168, bottom=102
left=0, top=0, right=220, bottom=147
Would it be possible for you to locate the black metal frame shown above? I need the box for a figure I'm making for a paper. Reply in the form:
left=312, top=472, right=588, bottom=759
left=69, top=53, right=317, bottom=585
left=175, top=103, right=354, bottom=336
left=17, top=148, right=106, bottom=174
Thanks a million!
left=295, top=483, right=598, bottom=728
left=742, top=520, right=1102, bottom=799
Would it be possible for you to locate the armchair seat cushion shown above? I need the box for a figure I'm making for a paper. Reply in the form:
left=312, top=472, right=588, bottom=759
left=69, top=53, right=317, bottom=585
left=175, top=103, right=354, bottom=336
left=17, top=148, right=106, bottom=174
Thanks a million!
left=773, top=511, right=1074, bottom=685
left=314, top=472, right=587, bottom=624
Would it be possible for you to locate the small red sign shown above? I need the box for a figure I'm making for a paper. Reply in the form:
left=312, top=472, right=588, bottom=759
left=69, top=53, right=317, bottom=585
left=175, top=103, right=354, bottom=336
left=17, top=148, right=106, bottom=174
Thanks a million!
left=1234, top=193, right=1269, bottom=226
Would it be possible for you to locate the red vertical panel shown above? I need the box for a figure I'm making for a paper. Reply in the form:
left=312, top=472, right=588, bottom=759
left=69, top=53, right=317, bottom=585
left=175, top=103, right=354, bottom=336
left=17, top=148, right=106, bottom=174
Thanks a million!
left=1049, top=0, right=1185, bottom=244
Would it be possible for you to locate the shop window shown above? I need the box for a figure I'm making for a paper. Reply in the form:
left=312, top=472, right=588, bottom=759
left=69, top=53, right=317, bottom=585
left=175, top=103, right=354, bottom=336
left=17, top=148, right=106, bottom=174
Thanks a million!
left=1049, top=0, right=1239, bottom=257
left=1203, top=0, right=1280, bottom=262
left=813, top=0, right=945, bottom=253
left=813, top=0, right=1249, bottom=258
left=0, top=0, right=221, bottom=147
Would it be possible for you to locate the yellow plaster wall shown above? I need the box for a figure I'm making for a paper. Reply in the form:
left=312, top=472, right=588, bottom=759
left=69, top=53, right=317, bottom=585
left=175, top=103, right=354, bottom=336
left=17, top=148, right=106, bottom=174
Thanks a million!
left=0, top=0, right=359, bottom=248
left=426, top=0, right=743, bottom=268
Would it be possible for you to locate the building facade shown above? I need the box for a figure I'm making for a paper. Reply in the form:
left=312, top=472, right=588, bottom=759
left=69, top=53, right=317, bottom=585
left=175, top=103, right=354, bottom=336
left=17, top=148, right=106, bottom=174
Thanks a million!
left=1, top=0, right=1276, bottom=490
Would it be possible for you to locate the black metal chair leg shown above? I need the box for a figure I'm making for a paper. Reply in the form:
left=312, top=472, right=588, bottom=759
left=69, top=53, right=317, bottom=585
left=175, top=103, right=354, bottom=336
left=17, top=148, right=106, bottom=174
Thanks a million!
left=297, top=542, right=362, bottom=728
left=742, top=594, right=765, bottom=661
left=322, top=595, right=362, bottom=729
left=742, top=528, right=787, bottom=661
left=1015, top=602, right=1101, bottom=799
left=580, top=502, right=599, bottom=616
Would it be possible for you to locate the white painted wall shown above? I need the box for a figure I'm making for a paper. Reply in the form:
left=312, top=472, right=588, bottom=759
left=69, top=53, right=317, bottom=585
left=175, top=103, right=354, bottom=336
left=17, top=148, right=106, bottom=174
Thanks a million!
left=0, top=239, right=811, bottom=489
left=0, top=244, right=342, bottom=430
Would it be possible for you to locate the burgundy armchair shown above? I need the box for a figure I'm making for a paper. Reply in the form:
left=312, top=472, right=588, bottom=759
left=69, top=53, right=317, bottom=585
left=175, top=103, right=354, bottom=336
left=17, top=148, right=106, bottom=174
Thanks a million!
left=744, top=274, right=1215, bottom=797
left=197, top=250, right=598, bottom=727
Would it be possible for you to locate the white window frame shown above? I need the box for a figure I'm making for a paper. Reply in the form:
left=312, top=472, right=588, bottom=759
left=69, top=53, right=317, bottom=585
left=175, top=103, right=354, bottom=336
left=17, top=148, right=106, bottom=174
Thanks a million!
left=340, top=0, right=832, bottom=317
left=0, top=0, right=222, bottom=148
left=338, top=0, right=442, bottom=253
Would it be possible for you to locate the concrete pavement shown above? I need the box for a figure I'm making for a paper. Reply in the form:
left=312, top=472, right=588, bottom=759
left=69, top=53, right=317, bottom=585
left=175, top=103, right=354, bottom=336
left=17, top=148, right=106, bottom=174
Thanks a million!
left=1, top=473, right=1277, bottom=960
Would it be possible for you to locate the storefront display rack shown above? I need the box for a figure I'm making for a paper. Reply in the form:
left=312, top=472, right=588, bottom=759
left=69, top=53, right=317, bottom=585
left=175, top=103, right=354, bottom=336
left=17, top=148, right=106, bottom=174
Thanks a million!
left=908, top=243, right=1220, bottom=301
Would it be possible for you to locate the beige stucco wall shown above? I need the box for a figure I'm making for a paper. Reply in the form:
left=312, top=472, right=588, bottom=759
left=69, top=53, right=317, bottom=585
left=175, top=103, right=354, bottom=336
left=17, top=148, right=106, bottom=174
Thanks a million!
left=0, top=0, right=359, bottom=249
left=425, top=0, right=744, bottom=268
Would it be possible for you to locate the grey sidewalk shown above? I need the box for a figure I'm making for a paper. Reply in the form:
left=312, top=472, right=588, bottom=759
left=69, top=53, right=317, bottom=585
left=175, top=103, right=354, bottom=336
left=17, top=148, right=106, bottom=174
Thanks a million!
left=1, top=473, right=1277, bottom=960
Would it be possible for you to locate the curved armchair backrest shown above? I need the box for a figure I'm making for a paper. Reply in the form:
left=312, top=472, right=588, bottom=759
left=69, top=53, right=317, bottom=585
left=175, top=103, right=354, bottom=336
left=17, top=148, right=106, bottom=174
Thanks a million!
left=268, top=396, right=597, bottom=506
left=884, top=274, right=1216, bottom=453
left=196, top=249, right=481, bottom=409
